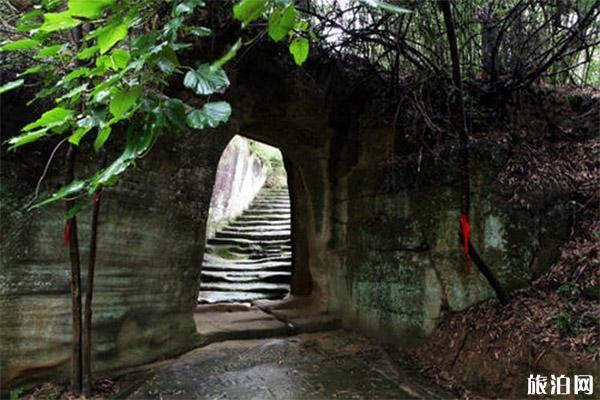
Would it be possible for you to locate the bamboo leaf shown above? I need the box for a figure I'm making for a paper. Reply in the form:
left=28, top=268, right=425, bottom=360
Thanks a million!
left=359, top=0, right=411, bottom=14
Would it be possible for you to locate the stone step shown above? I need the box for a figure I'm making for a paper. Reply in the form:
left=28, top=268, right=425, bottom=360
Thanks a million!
left=205, top=248, right=292, bottom=260
left=197, top=290, right=284, bottom=304
left=260, top=189, right=288, bottom=194
left=201, top=270, right=291, bottom=284
left=253, top=197, right=289, bottom=202
left=251, top=201, right=290, bottom=206
left=207, top=237, right=291, bottom=247
left=215, top=231, right=290, bottom=241
left=203, top=253, right=291, bottom=265
left=248, top=206, right=291, bottom=213
left=220, top=225, right=292, bottom=237
left=240, top=214, right=290, bottom=222
left=202, top=260, right=291, bottom=271
left=200, top=282, right=289, bottom=293
left=231, top=220, right=290, bottom=227
left=229, top=222, right=290, bottom=229
left=237, top=212, right=289, bottom=218
left=222, top=224, right=290, bottom=231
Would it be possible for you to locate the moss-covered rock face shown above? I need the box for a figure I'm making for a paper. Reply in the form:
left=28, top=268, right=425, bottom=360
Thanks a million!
left=327, top=128, right=571, bottom=346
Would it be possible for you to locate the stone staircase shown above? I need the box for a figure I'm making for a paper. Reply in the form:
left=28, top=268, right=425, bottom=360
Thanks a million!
left=198, top=187, right=291, bottom=304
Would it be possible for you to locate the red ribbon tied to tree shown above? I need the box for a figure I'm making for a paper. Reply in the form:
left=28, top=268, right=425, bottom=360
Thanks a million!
left=459, top=213, right=471, bottom=273
left=63, top=219, right=74, bottom=246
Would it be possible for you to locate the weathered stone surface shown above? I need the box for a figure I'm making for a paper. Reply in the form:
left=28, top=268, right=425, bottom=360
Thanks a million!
left=122, top=331, right=455, bottom=399
left=205, top=136, right=269, bottom=238
left=328, top=138, right=571, bottom=346
left=0, top=130, right=233, bottom=388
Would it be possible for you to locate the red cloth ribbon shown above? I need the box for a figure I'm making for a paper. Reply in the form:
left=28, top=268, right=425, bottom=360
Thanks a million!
left=63, top=219, right=74, bottom=246
left=459, top=213, right=471, bottom=273
left=94, top=192, right=101, bottom=205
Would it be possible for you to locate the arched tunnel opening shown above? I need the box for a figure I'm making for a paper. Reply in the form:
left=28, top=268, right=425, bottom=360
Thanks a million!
left=198, top=135, right=297, bottom=304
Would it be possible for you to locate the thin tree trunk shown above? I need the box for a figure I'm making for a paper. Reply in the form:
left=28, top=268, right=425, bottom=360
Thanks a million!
left=439, top=0, right=508, bottom=306
left=65, top=144, right=83, bottom=393
left=83, top=189, right=102, bottom=397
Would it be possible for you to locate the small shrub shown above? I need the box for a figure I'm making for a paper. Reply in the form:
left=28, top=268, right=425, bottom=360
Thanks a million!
left=9, top=388, right=24, bottom=400
left=555, top=310, right=580, bottom=336
left=557, top=281, right=581, bottom=298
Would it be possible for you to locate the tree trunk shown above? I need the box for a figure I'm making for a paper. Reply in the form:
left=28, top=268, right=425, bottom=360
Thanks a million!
left=439, top=0, right=509, bottom=306
left=65, top=144, right=83, bottom=393
left=83, top=190, right=102, bottom=397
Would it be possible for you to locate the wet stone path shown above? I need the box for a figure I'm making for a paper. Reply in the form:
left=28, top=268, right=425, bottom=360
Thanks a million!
left=123, top=331, right=455, bottom=399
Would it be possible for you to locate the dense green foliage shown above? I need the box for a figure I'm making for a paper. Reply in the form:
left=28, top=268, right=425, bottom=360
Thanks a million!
left=0, top=0, right=311, bottom=215
left=1, top=0, right=598, bottom=215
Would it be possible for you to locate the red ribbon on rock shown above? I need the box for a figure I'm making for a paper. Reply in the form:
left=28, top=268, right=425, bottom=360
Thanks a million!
left=459, top=213, right=471, bottom=273
left=63, top=219, right=74, bottom=246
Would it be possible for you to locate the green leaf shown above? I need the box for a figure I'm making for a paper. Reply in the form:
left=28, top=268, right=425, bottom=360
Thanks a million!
left=40, top=11, right=81, bottom=32
left=186, top=101, right=231, bottom=130
left=63, top=67, right=92, bottom=83
left=0, top=39, right=39, bottom=51
left=20, top=9, right=43, bottom=23
left=0, top=79, right=25, bottom=95
left=212, top=39, right=241, bottom=70
left=7, top=128, right=47, bottom=150
left=268, top=5, right=297, bottom=42
left=155, top=46, right=179, bottom=74
left=17, top=23, right=42, bottom=32
left=233, top=0, right=267, bottom=27
left=183, top=64, right=229, bottom=95
left=65, top=200, right=85, bottom=219
left=22, top=107, right=73, bottom=132
left=359, top=0, right=411, bottom=14
left=163, top=99, right=187, bottom=131
left=29, top=179, right=87, bottom=209
left=109, top=86, right=141, bottom=119
left=69, top=126, right=92, bottom=145
left=20, top=65, right=45, bottom=76
left=68, top=0, right=114, bottom=19
left=89, top=126, right=156, bottom=191
left=188, top=26, right=212, bottom=37
left=289, top=37, right=309, bottom=65
left=76, top=45, right=100, bottom=60
left=94, top=125, right=111, bottom=151
left=175, top=3, right=192, bottom=16
left=96, top=20, right=129, bottom=54
left=36, top=44, right=65, bottom=58
left=109, top=49, right=131, bottom=69
left=56, top=83, right=88, bottom=103
left=132, top=32, right=159, bottom=52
